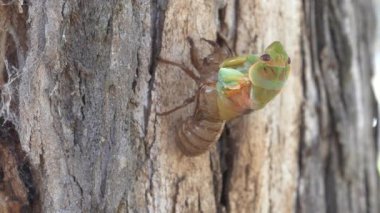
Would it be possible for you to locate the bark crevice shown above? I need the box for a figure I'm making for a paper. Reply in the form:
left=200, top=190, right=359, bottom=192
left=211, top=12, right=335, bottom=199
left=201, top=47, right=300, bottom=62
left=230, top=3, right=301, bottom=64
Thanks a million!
left=145, top=0, right=167, bottom=135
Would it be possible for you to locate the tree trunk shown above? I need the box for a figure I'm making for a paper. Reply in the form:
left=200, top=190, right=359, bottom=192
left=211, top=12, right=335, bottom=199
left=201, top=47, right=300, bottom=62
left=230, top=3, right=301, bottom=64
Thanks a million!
left=0, top=0, right=378, bottom=212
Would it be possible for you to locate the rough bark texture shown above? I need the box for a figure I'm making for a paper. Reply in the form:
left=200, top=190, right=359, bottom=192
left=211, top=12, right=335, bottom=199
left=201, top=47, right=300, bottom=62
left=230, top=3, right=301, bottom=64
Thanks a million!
left=299, top=0, right=379, bottom=212
left=0, top=0, right=378, bottom=212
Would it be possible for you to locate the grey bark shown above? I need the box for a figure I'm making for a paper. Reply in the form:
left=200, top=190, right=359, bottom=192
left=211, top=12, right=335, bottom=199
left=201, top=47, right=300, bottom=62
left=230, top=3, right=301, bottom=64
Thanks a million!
left=0, top=0, right=378, bottom=212
left=299, top=0, right=379, bottom=212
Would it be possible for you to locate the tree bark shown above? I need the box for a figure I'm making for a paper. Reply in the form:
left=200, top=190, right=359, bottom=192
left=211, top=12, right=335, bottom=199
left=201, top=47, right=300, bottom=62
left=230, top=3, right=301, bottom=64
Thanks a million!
left=0, top=0, right=378, bottom=212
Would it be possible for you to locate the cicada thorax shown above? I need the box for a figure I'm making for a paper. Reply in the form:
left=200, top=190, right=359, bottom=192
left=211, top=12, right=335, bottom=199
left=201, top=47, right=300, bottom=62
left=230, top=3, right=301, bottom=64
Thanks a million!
left=248, top=61, right=290, bottom=109
left=249, top=86, right=281, bottom=109
left=215, top=48, right=290, bottom=120
left=177, top=83, right=225, bottom=156
left=215, top=56, right=258, bottom=120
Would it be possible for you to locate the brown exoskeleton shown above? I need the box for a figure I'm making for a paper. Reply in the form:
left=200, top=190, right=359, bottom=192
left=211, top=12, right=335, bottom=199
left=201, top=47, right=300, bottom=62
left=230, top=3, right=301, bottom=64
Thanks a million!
left=158, top=37, right=232, bottom=156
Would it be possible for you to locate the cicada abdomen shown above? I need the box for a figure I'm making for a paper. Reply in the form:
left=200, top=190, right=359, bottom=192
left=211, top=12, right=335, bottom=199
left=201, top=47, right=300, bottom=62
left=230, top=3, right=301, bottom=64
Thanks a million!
left=177, top=84, right=225, bottom=156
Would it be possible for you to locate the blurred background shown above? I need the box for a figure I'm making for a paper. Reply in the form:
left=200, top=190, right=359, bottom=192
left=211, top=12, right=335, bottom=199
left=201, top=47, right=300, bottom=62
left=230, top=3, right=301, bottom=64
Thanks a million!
left=372, top=0, right=380, bottom=173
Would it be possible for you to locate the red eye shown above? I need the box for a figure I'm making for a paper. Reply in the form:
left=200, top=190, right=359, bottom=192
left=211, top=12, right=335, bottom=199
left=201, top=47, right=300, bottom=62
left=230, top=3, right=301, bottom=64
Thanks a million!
left=260, top=54, right=271, bottom=61
left=287, top=57, right=291, bottom=64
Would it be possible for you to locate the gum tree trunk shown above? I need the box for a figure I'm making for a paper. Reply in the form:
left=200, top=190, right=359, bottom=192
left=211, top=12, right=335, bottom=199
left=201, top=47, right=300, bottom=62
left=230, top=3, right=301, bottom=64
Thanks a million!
left=0, top=0, right=378, bottom=212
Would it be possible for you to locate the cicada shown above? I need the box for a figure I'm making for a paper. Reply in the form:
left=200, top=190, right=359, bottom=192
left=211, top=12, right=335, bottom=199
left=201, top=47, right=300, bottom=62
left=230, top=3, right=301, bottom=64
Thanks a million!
left=158, top=37, right=291, bottom=156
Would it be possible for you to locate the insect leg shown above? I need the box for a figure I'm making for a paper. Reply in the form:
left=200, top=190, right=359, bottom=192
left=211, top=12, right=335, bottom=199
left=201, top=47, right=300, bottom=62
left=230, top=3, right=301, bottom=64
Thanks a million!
left=217, top=32, right=235, bottom=56
left=157, top=57, right=200, bottom=83
left=157, top=95, right=196, bottom=116
left=187, top=37, right=203, bottom=70
left=201, top=34, right=234, bottom=58
left=200, top=38, right=219, bottom=48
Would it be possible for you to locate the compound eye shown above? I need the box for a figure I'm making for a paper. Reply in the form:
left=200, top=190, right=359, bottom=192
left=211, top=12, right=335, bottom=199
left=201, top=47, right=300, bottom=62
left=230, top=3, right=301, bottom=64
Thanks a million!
left=260, top=54, right=271, bottom=61
left=287, top=57, right=291, bottom=64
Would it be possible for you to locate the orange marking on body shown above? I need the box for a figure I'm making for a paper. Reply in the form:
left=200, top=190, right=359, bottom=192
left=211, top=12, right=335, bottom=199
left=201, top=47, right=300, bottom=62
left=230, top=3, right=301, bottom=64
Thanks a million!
left=224, top=81, right=252, bottom=111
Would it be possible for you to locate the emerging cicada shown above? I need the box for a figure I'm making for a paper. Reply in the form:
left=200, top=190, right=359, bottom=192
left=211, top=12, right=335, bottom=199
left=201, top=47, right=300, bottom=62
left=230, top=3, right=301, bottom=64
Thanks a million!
left=159, top=37, right=291, bottom=156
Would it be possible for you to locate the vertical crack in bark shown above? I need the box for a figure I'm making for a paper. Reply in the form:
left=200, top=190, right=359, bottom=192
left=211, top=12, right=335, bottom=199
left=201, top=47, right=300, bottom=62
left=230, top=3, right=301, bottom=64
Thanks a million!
left=0, top=121, right=38, bottom=212
left=296, top=4, right=307, bottom=212
left=171, top=176, right=185, bottom=213
left=217, top=3, right=228, bottom=38
left=216, top=0, right=238, bottom=51
left=319, top=0, right=353, bottom=176
left=0, top=2, right=28, bottom=127
left=327, top=1, right=352, bottom=111
left=131, top=1, right=142, bottom=94
left=143, top=2, right=167, bottom=210
left=364, top=171, right=371, bottom=213
left=268, top=131, right=274, bottom=213
left=324, top=149, right=337, bottom=213
left=100, top=11, right=116, bottom=200
left=144, top=0, right=167, bottom=135
left=37, top=0, right=47, bottom=54
left=219, top=127, right=234, bottom=212
left=69, top=173, right=83, bottom=208
left=197, top=190, right=203, bottom=213
left=143, top=116, right=158, bottom=212
left=131, top=50, right=141, bottom=93
left=216, top=2, right=239, bottom=211
left=297, top=0, right=334, bottom=212
left=74, top=60, right=93, bottom=122
left=321, top=0, right=365, bottom=208
left=232, top=0, right=239, bottom=51
left=144, top=162, right=154, bottom=213
left=209, top=150, right=222, bottom=213
left=0, top=3, right=38, bottom=212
